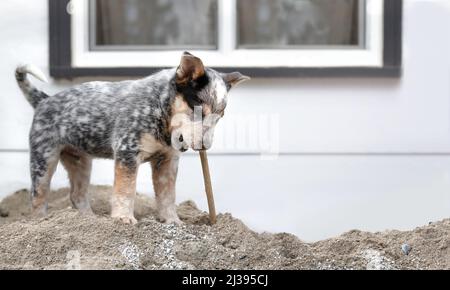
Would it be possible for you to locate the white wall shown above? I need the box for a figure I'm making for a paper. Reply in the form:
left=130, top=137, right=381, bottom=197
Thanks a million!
left=1, top=0, right=450, bottom=241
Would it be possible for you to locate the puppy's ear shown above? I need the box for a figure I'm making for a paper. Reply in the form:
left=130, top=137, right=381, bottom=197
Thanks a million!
left=176, top=52, right=205, bottom=85
left=223, top=72, right=250, bottom=89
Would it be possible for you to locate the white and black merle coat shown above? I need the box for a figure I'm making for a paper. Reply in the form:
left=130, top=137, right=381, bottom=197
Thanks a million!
left=15, top=52, right=249, bottom=224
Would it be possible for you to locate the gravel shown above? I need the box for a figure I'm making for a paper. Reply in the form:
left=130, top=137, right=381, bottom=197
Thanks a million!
left=0, top=186, right=449, bottom=270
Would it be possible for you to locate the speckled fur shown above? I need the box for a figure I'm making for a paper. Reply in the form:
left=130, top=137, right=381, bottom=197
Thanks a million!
left=16, top=52, right=249, bottom=223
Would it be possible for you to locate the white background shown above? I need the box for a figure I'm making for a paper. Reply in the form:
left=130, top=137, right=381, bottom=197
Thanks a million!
left=1, top=0, right=450, bottom=241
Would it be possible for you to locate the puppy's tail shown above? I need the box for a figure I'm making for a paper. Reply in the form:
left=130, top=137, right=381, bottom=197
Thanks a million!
left=15, top=64, right=49, bottom=108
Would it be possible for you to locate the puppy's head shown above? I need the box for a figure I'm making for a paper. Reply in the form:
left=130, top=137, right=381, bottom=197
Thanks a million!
left=170, top=52, right=249, bottom=152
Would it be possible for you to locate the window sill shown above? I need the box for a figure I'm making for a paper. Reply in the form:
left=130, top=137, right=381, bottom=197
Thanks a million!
left=49, top=66, right=402, bottom=79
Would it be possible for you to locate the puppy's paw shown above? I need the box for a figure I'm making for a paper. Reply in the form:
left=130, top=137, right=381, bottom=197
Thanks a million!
left=77, top=207, right=94, bottom=216
left=31, top=204, right=48, bottom=218
left=164, top=217, right=183, bottom=225
left=158, top=214, right=182, bottom=225
left=72, top=199, right=94, bottom=215
left=112, top=215, right=138, bottom=225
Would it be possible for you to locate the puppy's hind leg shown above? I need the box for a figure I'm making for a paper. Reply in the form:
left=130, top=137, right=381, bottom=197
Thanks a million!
left=60, top=150, right=93, bottom=215
left=29, top=146, right=60, bottom=216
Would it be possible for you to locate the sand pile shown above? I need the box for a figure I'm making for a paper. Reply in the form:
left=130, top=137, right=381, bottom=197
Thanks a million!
left=0, top=186, right=449, bottom=270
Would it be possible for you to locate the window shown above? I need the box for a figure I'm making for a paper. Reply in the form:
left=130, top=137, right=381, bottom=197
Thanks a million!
left=49, top=0, right=402, bottom=78
left=92, top=0, right=218, bottom=50
left=237, top=0, right=364, bottom=48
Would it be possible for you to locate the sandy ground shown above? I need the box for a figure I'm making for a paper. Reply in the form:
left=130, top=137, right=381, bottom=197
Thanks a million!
left=0, top=186, right=449, bottom=270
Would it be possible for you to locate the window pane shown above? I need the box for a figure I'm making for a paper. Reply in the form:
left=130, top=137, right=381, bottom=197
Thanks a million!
left=93, top=0, right=218, bottom=50
left=237, top=0, right=364, bottom=48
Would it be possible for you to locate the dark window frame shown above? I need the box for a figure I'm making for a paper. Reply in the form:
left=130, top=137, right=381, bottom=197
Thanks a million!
left=49, top=0, right=402, bottom=79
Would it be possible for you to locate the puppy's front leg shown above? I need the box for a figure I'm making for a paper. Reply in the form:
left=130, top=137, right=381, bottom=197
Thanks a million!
left=151, top=152, right=181, bottom=224
left=111, top=159, right=138, bottom=225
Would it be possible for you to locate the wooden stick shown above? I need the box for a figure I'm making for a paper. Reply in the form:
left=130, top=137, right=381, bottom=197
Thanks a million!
left=199, top=150, right=216, bottom=224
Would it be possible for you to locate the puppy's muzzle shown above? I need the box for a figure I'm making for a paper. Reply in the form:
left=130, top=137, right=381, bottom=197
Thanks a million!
left=178, top=134, right=189, bottom=152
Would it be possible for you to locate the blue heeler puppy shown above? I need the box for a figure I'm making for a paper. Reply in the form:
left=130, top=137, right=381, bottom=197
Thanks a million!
left=15, top=52, right=249, bottom=224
